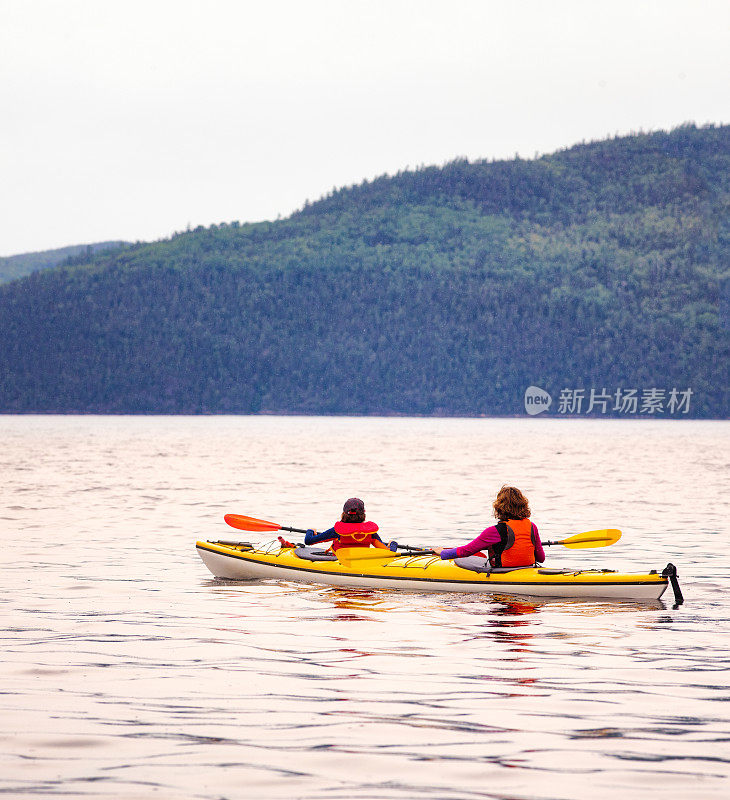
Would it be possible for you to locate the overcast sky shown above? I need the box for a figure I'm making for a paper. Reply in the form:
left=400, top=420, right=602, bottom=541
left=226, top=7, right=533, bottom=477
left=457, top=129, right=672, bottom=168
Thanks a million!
left=1, top=0, right=728, bottom=256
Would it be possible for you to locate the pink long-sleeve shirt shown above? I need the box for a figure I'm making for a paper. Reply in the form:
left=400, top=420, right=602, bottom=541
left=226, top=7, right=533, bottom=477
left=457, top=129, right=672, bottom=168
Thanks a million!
left=440, top=522, right=545, bottom=563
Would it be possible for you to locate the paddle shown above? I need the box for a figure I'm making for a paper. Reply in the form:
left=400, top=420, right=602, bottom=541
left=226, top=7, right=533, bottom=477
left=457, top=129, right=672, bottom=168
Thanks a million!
left=225, top=513, right=421, bottom=545
left=366, top=530, right=621, bottom=555
left=224, top=513, right=308, bottom=535
left=543, top=529, right=621, bottom=549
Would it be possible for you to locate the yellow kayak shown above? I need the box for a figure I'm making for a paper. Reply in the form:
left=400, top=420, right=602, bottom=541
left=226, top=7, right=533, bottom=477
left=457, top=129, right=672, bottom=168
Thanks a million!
left=196, top=540, right=680, bottom=601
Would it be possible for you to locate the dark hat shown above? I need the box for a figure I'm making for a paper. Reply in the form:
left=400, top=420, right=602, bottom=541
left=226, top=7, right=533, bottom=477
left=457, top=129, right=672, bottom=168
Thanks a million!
left=343, top=497, right=365, bottom=515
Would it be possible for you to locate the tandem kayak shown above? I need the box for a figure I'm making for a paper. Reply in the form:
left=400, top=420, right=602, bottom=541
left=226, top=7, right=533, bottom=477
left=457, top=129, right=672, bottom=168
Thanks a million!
left=196, top=540, right=683, bottom=602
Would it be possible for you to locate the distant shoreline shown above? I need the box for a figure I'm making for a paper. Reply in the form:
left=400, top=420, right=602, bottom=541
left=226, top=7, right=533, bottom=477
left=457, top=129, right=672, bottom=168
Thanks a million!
left=0, top=412, right=726, bottom=421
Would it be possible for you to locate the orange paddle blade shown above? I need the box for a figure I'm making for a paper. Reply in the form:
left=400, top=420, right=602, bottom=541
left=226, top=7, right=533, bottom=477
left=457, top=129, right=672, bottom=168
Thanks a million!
left=224, top=514, right=282, bottom=532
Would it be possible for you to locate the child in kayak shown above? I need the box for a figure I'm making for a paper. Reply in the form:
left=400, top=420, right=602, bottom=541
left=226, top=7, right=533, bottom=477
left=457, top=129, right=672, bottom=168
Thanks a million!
left=433, top=485, right=545, bottom=567
left=304, top=498, right=396, bottom=552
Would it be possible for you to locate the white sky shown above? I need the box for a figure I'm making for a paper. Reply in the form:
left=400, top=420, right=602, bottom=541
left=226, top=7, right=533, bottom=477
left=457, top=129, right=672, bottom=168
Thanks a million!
left=1, top=0, right=728, bottom=256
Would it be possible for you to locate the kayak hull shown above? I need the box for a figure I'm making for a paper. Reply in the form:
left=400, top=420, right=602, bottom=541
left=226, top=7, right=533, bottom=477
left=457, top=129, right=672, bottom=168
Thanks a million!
left=196, top=541, right=669, bottom=601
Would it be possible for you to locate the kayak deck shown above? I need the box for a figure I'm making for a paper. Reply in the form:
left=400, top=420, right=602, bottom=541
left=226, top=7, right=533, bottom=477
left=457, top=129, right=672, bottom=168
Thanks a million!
left=196, top=540, right=675, bottom=601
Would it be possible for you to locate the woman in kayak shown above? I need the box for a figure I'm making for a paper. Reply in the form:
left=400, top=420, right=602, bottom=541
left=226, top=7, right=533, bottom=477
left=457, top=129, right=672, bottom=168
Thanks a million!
left=304, top=498, right=396, bottom=552
left=433, top=485, right=545, bottom=567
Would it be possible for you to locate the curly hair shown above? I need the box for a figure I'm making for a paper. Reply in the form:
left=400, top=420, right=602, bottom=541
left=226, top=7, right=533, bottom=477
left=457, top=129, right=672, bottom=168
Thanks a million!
left=492, top=485, right=531, bottom=521
left=341, top=509, right=365, bottom=523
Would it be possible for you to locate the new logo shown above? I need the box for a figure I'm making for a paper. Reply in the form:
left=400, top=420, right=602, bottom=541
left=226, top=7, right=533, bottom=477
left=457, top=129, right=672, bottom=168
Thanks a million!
left=524, top=385, right=552, bottom=415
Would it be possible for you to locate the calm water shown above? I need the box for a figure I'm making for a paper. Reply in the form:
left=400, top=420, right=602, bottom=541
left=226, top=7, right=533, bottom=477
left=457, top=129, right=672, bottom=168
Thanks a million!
left=1, top=415, right=729, bottom=800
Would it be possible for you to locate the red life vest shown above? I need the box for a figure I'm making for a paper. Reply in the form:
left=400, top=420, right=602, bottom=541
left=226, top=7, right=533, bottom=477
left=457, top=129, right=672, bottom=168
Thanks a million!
left=494, top=518, right=537, bottom=567
left=332, top=520, right=380, bottom=551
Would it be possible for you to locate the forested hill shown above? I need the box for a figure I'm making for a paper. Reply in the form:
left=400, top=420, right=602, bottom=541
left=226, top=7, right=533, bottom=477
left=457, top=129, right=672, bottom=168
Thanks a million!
left=0, top=241, right=127, bottom=284
left=1, top=124, right=728, bottom=417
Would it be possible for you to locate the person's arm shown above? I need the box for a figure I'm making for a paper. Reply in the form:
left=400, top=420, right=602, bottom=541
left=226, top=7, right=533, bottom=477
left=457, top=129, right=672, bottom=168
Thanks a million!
left=369, top=532, right=399, bottom=550
left=532, top=523, right=545, bottom=563
left=436, top=526, right=501, bottom=560
left=304, top=527, right=337, bottom=545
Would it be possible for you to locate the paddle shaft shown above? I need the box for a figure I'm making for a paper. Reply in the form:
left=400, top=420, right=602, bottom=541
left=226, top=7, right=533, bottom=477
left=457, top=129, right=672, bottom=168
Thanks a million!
left=278, top=524, right=308, bottom=535
left=281, top=524, right=407, bottom=542
left=544, top=536, right=610, bottom=546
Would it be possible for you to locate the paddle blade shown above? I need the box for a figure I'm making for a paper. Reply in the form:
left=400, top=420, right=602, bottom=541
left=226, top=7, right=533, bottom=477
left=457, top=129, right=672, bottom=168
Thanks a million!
left=558, top=529, right=622, bottom=549
left=224, top=514, right=282, bottom=533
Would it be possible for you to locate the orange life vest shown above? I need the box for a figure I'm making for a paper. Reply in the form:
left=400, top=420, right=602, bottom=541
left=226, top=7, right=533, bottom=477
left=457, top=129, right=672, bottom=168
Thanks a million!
left=332, top=520, right=381, bottom=551
left=494, top=518, right=538, bottom=567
